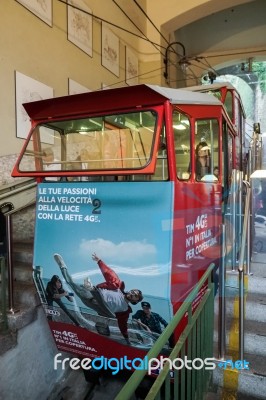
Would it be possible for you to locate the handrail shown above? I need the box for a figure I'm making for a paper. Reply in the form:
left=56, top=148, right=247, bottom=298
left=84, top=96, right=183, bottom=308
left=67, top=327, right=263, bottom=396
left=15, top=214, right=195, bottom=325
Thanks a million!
left=0, top=178, right=36, bottom=215
left=115, top=263, right=215, bottom=400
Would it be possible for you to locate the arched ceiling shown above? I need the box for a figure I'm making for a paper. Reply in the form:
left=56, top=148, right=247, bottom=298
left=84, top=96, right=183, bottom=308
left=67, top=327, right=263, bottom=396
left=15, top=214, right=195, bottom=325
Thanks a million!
left=174, top=0, right=266, bottom=62
left=144, top=0, right=266, bottom=87
left=156, top=0, right=256, bottom=32
left=146, top=0, right=257, bottom=35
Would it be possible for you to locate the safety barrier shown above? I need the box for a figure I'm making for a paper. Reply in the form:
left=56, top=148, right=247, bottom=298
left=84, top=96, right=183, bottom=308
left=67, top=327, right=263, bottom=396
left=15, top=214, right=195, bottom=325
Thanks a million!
left=115, top=263, right=215, bottom=400
left=0, top=256, right=8, bottom=332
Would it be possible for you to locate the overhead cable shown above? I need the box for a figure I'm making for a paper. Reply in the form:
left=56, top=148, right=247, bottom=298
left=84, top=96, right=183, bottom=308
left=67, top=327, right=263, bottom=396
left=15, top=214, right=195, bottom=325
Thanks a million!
left=112, top=0, right=164, bottom=56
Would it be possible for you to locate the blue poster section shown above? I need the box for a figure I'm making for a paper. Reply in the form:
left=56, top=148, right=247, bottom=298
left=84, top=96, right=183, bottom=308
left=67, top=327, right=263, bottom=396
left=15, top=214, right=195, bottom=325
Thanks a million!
left=33, top=181, right=174, bottom=352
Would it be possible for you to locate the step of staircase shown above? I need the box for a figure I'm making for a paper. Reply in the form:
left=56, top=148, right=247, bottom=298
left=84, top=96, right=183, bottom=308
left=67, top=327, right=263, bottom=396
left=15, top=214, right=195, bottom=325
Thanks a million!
left=212, top=255, right=266, bottom=399
left=7, top=305, right=38, bottom=332
left=13, top=281, right=40, bottom=307
left=12, top=240, right=34, bottom=265
left=0, top=330, right=17, bottom=356
left=215, top=291, right=266, bottom=323
left=47, top=368, right=92, bottom=400
left=13, top=261, right=33, bottom=283
left=47, top=367, right=135, bottom=400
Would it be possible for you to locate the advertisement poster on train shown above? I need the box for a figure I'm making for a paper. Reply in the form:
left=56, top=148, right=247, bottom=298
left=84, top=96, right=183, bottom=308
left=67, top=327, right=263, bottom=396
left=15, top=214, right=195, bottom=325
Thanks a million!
left=33, top=181, right=174, bottom=357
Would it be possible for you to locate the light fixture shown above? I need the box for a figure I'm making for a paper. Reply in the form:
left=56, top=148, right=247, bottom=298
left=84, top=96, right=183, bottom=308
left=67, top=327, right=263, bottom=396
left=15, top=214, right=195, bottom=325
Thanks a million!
left=179, top=57, right=191, bottom=73
left=164, top=41, right=188, bottom=81
left=173, top=124, right=187, bottom=130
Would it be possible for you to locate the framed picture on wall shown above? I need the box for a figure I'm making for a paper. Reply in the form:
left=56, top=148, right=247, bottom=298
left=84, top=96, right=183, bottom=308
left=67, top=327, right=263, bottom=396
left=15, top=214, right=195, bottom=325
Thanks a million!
left=101, top=83, right=111, bottom=90
left=101, top=23, right=119, bottom=77
left=68, top=79, right=91, bottom=94
left=16, top=0, right=52, bottom=27
left=15, top=71, right=53, bottom=140
left=126, top=46, right=139, bottom=85
left=67, top=0, right=93, bottom=57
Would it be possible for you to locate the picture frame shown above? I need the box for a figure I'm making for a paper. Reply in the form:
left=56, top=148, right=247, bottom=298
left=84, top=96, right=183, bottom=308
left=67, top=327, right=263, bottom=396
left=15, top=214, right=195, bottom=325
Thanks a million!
left=126, top=46, right=139, bottom=85
left=67, top=0, right=93, bottom=57
left=16, top=0, right=52, bottom=27
left=101, top=23, right=120, bottom=77
left=15, top=71, right=53, bottom=140
left=101, top=83, right=111, bottom=90
left=68, top=79, right=91, bottom=95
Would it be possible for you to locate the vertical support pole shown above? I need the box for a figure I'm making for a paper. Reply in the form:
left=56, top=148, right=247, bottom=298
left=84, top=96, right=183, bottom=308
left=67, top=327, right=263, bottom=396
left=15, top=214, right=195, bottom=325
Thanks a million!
left=239, top=269, right=245, bottom=361
left=243, top=180, right=252, bottom=275
left=218, top=224, right=226, bottom=360
left=238, top=181, right=250, bottom=360
left=238, top=172, right=243, bottom=259
left=0, top=256, right=8, bottom=331
left=6, top=214, right=17, bottom=313
left=231, top=170, right=237, bottom=270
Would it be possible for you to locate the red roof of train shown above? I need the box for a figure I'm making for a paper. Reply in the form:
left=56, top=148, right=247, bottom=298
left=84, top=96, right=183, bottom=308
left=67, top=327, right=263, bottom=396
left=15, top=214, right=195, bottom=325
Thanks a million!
left=23, top=84, right=221, bottom=121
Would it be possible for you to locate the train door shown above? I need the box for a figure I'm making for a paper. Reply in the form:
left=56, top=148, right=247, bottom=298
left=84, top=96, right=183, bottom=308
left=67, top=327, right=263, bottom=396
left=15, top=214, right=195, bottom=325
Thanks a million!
left=221, top=118, right=243, bottom=269
left=172, top=107, right=221, bottom=309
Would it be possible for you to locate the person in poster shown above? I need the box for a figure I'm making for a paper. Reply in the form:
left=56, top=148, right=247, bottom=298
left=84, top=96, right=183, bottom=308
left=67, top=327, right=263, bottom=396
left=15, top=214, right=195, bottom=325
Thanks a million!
left=132, top=301, right=168, bottom=334
left=46, top=274, right=80, bottom=326
left=54, top=252, right=143, bottom=344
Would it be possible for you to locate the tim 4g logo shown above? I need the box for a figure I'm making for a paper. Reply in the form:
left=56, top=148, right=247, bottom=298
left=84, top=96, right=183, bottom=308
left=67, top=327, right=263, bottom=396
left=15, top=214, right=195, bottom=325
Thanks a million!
left=46, top=308, right=60, bottom=316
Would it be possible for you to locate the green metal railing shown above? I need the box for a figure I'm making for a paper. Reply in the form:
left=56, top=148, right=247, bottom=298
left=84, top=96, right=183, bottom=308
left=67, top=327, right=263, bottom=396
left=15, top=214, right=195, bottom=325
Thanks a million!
left=115, top=263, right=215, bottom=400
left=0, top=256, right=8, bottom=332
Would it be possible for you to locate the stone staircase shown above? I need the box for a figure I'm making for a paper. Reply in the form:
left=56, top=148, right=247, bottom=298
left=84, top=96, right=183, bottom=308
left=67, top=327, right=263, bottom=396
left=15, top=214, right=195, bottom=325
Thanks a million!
left=209, top=252, right=266, bottom=399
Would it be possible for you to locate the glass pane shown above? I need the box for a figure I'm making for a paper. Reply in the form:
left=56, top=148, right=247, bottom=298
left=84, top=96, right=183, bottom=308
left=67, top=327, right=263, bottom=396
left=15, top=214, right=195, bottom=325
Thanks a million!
left=18, top=111, right=157, bottom=173
left=154, top=125, right=168, bottom=180
left=224, top=91, right=233, bottom=120
left=195, top=119, right=219, bottom=182
left=173, top=110, right=191, bottom=180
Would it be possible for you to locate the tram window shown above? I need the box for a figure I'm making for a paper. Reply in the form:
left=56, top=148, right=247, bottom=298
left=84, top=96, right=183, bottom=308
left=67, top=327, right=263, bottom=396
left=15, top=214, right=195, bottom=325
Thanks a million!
left=128, top=127, right=169, bottom=181
left=224, top=91, right=233, bottom=120
left=222, top=121, right=233, bottom=199
left=195, top=119, right=219, bottom=182
left=173, top=111, right=191, bottom=180
left=153, top=126, right=168, bottom=180
left=17, top=111, right=158, bottom=176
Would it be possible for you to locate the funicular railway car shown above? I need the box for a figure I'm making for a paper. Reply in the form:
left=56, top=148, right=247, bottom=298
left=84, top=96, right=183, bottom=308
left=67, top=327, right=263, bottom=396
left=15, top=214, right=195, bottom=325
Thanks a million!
left=12, top=84, right=244, bottom=375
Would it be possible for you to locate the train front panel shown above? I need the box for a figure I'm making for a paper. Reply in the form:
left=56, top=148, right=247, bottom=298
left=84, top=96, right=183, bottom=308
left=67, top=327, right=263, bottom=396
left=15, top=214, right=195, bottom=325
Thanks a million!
left=33, top=180, right=175, bottom=360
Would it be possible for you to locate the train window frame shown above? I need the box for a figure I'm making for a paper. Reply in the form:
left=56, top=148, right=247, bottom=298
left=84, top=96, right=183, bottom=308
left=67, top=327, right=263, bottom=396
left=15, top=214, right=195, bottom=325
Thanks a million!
left=16, top=110, right=160, bottom=178
left=173, top=110, right=191, bottom=181
left=154, top=124, right=169, bottom=181
left=195, top=119, right=219, bottom=182
left=222, top=119, right=234, bottom=200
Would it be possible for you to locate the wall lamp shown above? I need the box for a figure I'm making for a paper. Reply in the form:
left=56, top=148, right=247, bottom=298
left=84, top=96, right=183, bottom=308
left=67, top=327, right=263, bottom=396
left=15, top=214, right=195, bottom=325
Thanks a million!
left=163, top=41, right=189, bottom=80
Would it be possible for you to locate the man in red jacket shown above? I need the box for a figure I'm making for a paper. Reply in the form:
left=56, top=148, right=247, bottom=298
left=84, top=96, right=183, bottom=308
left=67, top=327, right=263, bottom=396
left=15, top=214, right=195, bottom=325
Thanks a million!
left=54, top=253, right=143, bottom=344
